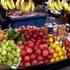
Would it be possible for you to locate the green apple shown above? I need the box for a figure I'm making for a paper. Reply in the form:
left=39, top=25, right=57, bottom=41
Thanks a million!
left=2, top=50, right=7, bottom=56
left=0, top=48, right=2, bottom=53
left=7, top=47, right=11, bottom=52
left=2, top=56, right=7, bottom=62
left=7, top=53, right=14, bottom=60
left=13, top=58, right=19, bottom=64
left=2, top=46, right=7, bottom=50
left=7, top=60, right=13, bottom=66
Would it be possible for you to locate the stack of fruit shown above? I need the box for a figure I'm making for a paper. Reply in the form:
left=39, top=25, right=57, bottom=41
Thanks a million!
left=0, top=40, right=20, bottom=67
left=48, top=0, right=70, bottom=13
left=62, top=38, right=70, bottom=58
left=16, top=0, right=35, bottom=13
left=16, top=26, right=54, bottom=68
left=49, top=40, right=67, bottom=63
left=0, top=0, right=15, bottom=10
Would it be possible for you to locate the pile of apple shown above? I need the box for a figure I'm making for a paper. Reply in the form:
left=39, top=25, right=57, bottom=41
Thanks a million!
left=17, top=26, right=54, bottom=68
left=0, top=40, right=20, bottom=66
left=62, top=38, right=70, bottom=58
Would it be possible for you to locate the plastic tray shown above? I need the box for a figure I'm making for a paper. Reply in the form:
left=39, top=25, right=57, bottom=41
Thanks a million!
left=10, top=13, right=46, bottom=28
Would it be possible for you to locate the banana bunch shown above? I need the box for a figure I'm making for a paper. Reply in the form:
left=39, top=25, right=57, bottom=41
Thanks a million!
left=48, top=0, right=63, bottom=13
left=0, top=0, right=15, bottom=11
left=16, top=0, right=35, bottom=13
left=62, top=0, right=70, bottom=12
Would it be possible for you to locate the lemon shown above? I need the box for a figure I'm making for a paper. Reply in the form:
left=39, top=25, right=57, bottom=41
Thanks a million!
left=60, top=56, right=65, bottom=60
left=58, top=51, right=63, bottom=57
left=55, top=57, right=60, bottom=62
left=49, top=38, right=54, bottom=43
left=55, top=41, right=60, bottom=45
left=50, top=58, right=55, bottom=63
left=55, top=47, right=61, bottom=53
left=50, top=43, right=56, bottom=49
left=53, top=53, right=58, bottom=58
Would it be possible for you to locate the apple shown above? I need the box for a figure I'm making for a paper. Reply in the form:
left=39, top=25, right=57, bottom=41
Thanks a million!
left=24, top=56, right=30, bottom=62
left=35, top=49, right=41, bottom=55
left=44, top=60, right=49, bottom=64
left=24, top=62, right=31, bottom=67
left=17, top=41, right=23, bottom=46
left=47, top=55, right=52, bottom=60
left=28, top=41, right=34, bottom=48
left=37, top=56, right=44, bottom=62
left=20, top=50, right=26, bottom=57
left=26, top=48, right=33, bottom=54
left=42, top=50, right=48, bottom=57
left=31, top=60, right=38, bottom=65
left=30, top=54, right=36, bottom=60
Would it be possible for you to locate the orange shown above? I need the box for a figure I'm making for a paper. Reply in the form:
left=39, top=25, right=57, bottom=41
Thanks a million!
left=58, top=51, right=63, bottom=57
left=55, top=57, right=60, bottom=62
left=55, top=47, right=61, bottom=53
left=50, top=58, right=55, bottom=63
left=60, top=56, right=65, bottom=60
left=49, top=38, right=54, bottom=43
left=53, top=53, right=58, bottom=58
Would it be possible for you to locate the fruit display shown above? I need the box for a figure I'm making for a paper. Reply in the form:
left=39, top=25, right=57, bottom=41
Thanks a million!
left=4, top=28, right=25, bottom=43
left=16, top=0, right=35, bottom=13
left=62, top=38, right=70, bottom=58
left=48, top=0, right=70, bottom=13
left=49, top=40, right=67, bottom=63
left=0, top=24, right=69, bottom=69
left=48, top=0, right=63, bottom=13
left=0, top=0, right=35, bottom=13
left=0, top=40, right=20, bottom=67
left=0, top=0, right=15, bottom=10
left=16, top=26, right=54, bottom=68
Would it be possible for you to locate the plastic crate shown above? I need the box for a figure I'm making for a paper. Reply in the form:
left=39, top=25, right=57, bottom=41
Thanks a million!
left=10, top=14, right=46, bottom=28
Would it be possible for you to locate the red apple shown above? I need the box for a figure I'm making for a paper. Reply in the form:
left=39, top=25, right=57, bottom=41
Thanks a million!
left=17, top=41, right=23, bottom=46
left=39, top=44, right=46, bottom=50
left=47, top=55, right=52, bottom=60
left=67, top=53, right=70, bottom=58
left=44, top=60, right=49, bottom=64
left=24, top=62, right=31, bottom=67
left=26, top=48, right=33, bottom=54
left=42, top=50, right=48, bottom=57
left=35, top=49, right=41, bottom=55
left=37, top=56, right=44, bottom=62
left=68, top=48, right=70, bottom=52
left=28, top=41, right=34, bottom=48
left=31, top=60, right=38, bottom=65
left=48, top=49, right=54, bottom=55
left=30, top=54, right=36, bottom=60
left=24, top=56, right=30, bottom=62
left=38, top=61, right=44, bottom=64
left=20, top=50, right=26, bottom=57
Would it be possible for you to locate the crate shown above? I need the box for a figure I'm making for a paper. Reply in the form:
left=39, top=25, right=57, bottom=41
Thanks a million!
left=10, top=13, right=46, bottom=28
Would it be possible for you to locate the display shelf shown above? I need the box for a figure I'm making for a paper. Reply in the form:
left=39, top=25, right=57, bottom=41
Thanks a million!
left=17, top=59, right=70, bottom=70
left=10, top=13, right=46, bottom=28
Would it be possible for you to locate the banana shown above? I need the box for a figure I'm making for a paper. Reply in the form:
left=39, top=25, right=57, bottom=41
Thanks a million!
left=16, top=0, right=21, bottom=9
left=48, top=0, right=52, bottom=9
left=20, top=0, right=27, bottom=13
left=54, top=1, right=60, bottom=11
left=31, top=1, right=35, bottom=12
left=58, top=0, right=63, bottom=10
left=6, top=0, right=13, bottom=10
left=10, top=0, right=15, bottom=9
left=25, top=1, right=32, bottom=12
left=0, top=0, right=8, bottom=10
left=62, top=1, right=69, bottom=11
left=68, top=2, right=70, bottom=12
